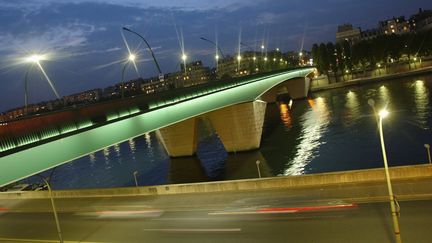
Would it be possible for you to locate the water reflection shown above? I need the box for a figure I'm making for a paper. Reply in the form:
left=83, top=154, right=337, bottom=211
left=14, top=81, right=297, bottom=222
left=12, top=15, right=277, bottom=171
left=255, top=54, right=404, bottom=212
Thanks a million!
left=279, top=103, right=292, bottom=129
left=344, top=91, right=361, bottom=126
left=413, top=80, right=430, bottom=128
left=128, top=139, right=136, bottom=153
left=284, top=97, right=330, bottom=175
left=113, top=144, right=120, bottom=158
left=379, top=85, right=391, bottom=104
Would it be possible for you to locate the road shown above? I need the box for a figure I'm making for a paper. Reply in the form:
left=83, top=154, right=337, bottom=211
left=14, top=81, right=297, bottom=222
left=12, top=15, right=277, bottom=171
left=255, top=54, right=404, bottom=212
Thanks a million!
left=1, top=179, right=432, bottom=242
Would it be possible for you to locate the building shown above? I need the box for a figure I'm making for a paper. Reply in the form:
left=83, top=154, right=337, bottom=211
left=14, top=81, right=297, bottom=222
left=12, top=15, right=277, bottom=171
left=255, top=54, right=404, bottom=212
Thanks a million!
left=360, top=28, right=382, bottom=41
left=379, top=16, right=410, bottom=35
left=171, top=60, right=211, bottom=87
left=409, top=8, right=432, bottom=32
left=336, top=24, right=361, bottom=43
left=63, top=89, right=102, bottom=105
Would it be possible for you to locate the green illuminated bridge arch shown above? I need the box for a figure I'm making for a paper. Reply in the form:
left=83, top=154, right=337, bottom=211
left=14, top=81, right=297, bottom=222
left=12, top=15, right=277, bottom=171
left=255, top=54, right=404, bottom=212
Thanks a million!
left=0, top=67, right=315, bottom=186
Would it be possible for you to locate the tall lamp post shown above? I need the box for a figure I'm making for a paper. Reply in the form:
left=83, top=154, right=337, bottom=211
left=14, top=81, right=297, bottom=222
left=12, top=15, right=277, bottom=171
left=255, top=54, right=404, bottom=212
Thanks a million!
left=24, top=54, right=61, bottom=113
left=122, top=27, right=163, bottom=79
left=368, top=99, right=402, bottom=243
left=37, top=175, right=63, bottom=243
left=425, top=144, right=431, bottom=164
left=23, top=65, right=34, bottom=115
left=121, top=54, right=136, bottom=99
left=200, top=37, right=225, bottom=59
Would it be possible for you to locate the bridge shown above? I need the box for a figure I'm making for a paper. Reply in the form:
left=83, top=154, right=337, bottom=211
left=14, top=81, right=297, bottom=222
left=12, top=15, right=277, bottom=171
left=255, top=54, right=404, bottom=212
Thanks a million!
left=0, top=67, right=315, bottom=187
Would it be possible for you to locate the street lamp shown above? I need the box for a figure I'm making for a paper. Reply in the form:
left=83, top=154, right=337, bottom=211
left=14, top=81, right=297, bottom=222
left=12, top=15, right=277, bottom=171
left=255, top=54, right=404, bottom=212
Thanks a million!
left=368, top=99, right=402, bottom=243
left=425, top=144, right=431, bottom=164
left=24, top=54, right=61, bottom=112
left=237, top=55, right=242, bottom=61
left=122, top=27, right=163, bottom=76
left=37, top=175, right=63, bottom=243
left=200, top=37, right=225, bottom=59
left=256, top=160, right=261, bottom=178
left=133, top=171, right=139, bottom=187
left=121, top=53, right=137, bottom=99
left=181, top=54, right=187, bottom=74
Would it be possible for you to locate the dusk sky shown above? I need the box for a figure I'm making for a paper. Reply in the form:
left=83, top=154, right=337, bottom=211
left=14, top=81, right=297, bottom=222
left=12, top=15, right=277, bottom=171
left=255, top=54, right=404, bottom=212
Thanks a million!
left=1, top=0, right=431, bottom=112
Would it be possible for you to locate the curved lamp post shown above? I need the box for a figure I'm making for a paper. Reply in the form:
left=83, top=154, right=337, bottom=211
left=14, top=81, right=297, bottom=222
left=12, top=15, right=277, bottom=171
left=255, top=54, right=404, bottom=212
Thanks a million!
left=200, top=37, right=225, bottom=59
left=24, top=54, right=61, bottom=111
left=368, top=99, right=402, bottom=243
left=122, top=27, right=163, bottom=77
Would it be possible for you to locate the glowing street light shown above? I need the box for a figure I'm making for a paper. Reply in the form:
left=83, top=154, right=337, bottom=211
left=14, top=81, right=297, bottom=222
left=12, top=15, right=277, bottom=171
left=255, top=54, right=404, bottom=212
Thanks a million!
left=200, top=37, right=225, bottom=59
left=122, top=27, right=163, bottom=76
left=215, top=54, right=220, bottom=60
left=121, top=53, right=138, bottom=98
left=264, top=57, right=268, bottom=62
left=24, top=53, right=60, bottom=114
left=261, top=45, right=265, bottom=50
left=25, top=54, right=46, bottom=63
left=253, top=56, right=256, bottom=61
left=237, top=55, right=242, bottom=61
left=128, top=54, right=136, bottom=61
left=368, top=99, right=402, bottom=243
left=181, top=54, right=187, bottom=74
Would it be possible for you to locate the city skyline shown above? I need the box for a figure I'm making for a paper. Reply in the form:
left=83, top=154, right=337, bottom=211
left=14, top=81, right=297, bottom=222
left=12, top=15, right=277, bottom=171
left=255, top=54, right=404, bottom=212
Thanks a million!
left=0, top=0, right=431, bottom=112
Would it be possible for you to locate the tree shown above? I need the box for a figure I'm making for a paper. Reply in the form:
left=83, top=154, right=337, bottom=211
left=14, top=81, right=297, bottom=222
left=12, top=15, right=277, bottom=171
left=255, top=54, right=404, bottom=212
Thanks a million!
left=318, top=43, right=329, bottom=77
left=326, top=42, right=338, bottom=82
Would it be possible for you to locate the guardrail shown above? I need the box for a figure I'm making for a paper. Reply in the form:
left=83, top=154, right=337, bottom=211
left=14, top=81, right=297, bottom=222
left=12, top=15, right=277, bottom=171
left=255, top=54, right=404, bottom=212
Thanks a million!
left=1, top=164, right=431, bottom=200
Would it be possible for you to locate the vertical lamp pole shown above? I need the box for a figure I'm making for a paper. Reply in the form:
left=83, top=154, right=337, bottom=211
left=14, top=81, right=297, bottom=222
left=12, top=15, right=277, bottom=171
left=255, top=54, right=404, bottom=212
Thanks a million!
left=369, top=99, right=402, bottom=243
left=24, top=65, right=33, bottom=115
left=424, top=144, right=431, bottom=164
left=133, top=171, right=139, bottom=187
left=38, top=176, right=63, bottom=243
left=256, top=160, right=261, bottom=178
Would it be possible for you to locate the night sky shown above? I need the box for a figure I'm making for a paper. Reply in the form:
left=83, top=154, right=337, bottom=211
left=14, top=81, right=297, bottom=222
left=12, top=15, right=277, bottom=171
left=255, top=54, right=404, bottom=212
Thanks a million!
left=0, top=0, right=431, bottom=112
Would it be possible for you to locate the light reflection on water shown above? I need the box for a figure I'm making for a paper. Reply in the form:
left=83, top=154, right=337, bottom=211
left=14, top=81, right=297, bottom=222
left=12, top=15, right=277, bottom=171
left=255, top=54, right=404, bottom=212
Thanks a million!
left=284, top=97, right=330, bottom=175
left=413, top=80, right=430, bottom=128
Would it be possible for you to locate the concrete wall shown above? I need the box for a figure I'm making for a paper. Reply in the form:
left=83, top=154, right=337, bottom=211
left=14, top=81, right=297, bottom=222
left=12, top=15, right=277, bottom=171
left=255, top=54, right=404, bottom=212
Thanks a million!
left=157, top=100, right=267, bottom=157
left=2, top=164, right=431, bottom=200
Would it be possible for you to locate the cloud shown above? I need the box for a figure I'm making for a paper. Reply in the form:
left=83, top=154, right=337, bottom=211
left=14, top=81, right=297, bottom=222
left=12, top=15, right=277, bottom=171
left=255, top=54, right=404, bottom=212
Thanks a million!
left=1, top=0, right=264, bottom=12
left=0, top=22, right=104, bottom=54
left=256, top=12, right=290, bottom=25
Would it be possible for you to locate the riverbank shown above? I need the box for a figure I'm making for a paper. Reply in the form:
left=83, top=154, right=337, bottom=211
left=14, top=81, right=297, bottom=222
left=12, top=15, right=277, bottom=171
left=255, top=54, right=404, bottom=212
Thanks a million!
left=311, top=65, right=432, bottom=92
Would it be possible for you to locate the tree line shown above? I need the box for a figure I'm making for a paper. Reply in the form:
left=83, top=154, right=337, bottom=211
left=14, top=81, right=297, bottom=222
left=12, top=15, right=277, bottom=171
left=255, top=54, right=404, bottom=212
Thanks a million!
left=311, top=29, right=432, bottom=81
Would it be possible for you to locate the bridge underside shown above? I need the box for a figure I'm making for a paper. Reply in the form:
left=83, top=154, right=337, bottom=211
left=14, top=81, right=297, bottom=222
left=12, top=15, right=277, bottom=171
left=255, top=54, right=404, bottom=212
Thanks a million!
left=157, top=101, right=267, bottom=157
left=0, top=68, right=315, bottom=187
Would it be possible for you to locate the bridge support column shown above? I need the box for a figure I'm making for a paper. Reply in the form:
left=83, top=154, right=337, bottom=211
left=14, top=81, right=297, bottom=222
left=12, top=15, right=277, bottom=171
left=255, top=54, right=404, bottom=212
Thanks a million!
left=206, top=101, right=267, bottom=153
left=157, top=100, right=267, bottom=157
left=156, top=118, right=196, bottom=157
left=260, top=77, right=311, bottom=102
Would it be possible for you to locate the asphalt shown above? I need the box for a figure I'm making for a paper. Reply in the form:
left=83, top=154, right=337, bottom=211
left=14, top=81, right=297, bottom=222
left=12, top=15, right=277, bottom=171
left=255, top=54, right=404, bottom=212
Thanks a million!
left=1, top=178, right=432, bottom=243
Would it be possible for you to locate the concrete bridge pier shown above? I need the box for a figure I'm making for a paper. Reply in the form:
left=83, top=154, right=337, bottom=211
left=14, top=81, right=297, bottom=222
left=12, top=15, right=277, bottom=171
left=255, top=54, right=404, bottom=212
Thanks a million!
left=260, top=77, right=311, bottom=102
left=156, top=100, right=267, bottom=157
